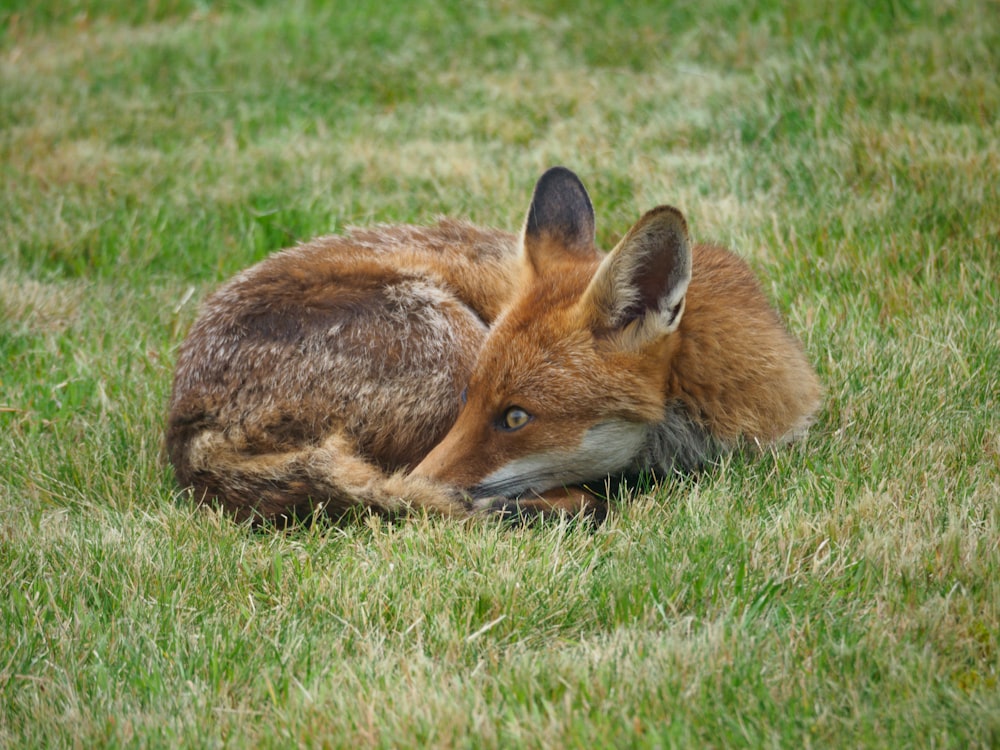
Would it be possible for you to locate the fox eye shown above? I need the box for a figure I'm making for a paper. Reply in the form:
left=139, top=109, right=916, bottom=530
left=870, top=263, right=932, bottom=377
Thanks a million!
left=500, top=406, right=532, bottom=431
left=460, top=387, right=467, bottom=405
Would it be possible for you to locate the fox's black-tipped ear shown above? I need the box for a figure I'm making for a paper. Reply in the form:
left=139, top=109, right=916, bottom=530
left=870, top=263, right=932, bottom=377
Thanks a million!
left=583, top=205, right=691, bottom=345
left=521, top=167, right=599, bottom=277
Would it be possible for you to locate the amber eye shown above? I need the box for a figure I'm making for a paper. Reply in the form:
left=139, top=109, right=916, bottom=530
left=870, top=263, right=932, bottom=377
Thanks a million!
left=501, top=406, right=532, bottom=431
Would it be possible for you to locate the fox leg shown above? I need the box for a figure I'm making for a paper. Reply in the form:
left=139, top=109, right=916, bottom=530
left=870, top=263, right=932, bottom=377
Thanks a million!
left=475, top=486, right=608, bottom=524
left=181, top=430, right=470, bottom=525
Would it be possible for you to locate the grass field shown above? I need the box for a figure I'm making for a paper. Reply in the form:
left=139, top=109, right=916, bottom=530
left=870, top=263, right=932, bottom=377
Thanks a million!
left=2, top=0, right=998, bottom=746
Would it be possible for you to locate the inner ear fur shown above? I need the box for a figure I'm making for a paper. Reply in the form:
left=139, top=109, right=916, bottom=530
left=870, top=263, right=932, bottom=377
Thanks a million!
left=582, top=205, right=692, bottom=341
left=521, top=167, right=599, bottom=278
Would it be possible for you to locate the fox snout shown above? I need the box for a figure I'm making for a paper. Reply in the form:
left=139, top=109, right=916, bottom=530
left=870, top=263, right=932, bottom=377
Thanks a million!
left=410, top=426, right=484, bottom=496
left=412, top=418, right=650, bottom=501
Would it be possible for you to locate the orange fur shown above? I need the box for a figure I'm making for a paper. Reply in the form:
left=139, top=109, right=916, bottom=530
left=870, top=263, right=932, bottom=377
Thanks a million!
left=166, top=167, right=820, bottom=524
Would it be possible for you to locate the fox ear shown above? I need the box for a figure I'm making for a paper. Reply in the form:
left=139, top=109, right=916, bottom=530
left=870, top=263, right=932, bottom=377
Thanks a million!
left=582, top=205, right=691, bottom=343
left=521, top=167, right=598, bottom=277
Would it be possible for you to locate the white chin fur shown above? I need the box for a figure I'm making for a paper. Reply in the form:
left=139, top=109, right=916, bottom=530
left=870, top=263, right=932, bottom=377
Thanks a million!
left=473, top=420, right=647, bottom=498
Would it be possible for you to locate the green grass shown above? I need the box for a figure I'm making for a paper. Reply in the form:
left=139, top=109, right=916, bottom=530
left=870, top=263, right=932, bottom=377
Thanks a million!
left=2, top=0, right=998, bottom=746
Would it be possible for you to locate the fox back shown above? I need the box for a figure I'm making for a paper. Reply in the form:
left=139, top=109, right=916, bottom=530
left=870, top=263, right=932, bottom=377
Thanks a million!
left=412, top=168, right=821, bottom=517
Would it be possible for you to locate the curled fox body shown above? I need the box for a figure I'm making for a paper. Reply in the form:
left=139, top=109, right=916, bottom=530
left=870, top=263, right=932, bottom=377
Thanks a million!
left=166, top=167, right=821, bottom=523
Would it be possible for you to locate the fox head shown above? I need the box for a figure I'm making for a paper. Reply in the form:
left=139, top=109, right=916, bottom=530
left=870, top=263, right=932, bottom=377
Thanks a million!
left=411, top=167, right=692, bottom=500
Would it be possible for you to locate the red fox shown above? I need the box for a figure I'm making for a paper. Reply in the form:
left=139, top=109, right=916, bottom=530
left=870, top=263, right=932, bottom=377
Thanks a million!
left=166, top=167, right=821, bottom=523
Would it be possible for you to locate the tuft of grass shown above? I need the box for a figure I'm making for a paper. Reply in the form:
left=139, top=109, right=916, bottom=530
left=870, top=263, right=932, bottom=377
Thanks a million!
left=2, top=0, right=998, bottom=746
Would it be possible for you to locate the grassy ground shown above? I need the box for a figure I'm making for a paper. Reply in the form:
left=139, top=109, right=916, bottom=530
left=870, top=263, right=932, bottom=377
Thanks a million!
left=2, top=0, right=998, bottom=746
